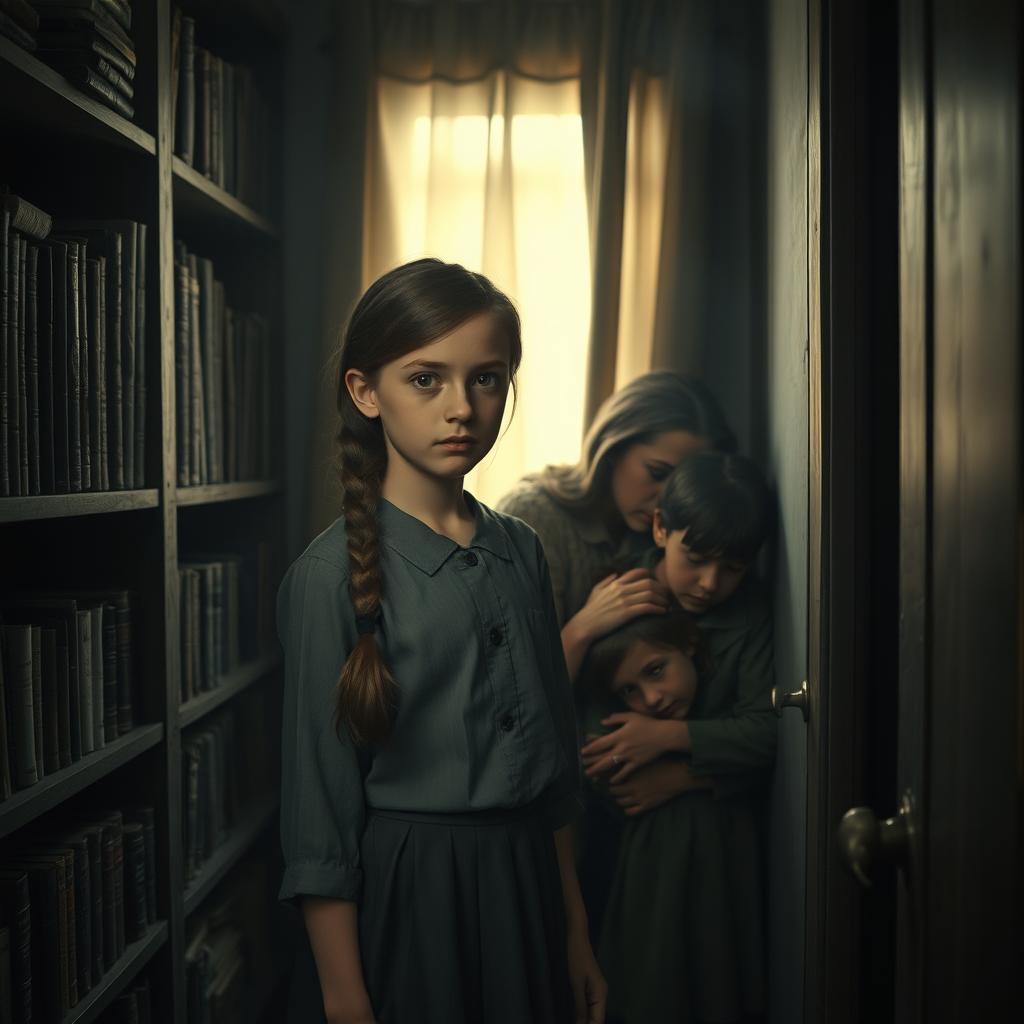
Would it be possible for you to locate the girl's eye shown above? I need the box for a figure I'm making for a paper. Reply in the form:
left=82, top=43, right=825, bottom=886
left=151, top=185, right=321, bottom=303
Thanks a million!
left=644, top=661, right=665, bottom=678
left=411, top=373, right=438, bottom=389
left=474, top=372, right=501, bottom=388
left=617, top=683, right=637, bottom=697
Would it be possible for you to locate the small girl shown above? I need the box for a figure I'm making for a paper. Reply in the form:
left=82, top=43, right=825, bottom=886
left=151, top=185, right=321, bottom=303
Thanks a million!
left=579, top=451, right=775, bottom=1024
left=277, top=259, right=606, bottom=1024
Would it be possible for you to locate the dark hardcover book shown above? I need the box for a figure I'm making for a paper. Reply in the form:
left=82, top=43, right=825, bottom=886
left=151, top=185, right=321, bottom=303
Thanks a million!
left=178, top=569, right=189, bottom=702
left=122, top=821, right=147, bottom=941
left=63, top=62, right=134, bottom=118
left=114, top=599, right=132, bottom=733
left=187, top=255, right=204, bottom=484
left=28, top=626, right=41, bottom=781
left=85, top=258, right=101, bottom=491
left=72, top=239, right=89, bottom=491
left=64, top=836, right=92, bottom=996
left=120, top=223, right=135, bottom=486
left=177, top=15, right=195, bottom=165
left=71, top=823, right=103, bottom=983
left=1, top=209, right=8, bottom=495
left=197, top=46, right=211, bottom=177
left=37, top=34, right=134, bottom=81
left=95, top=256, right=108, bottom=489
left=223, top=61, right=236, bottom=196
left=124, top=806, right=156, bottom=923
left=197, top=258, right=219, bottom=483
left=41, top=240, right=68, bottom=492
left=223, top=308, right=235, bottom=480
left=0, top=870, right=32, bottom=1024
left=5, top=228, right=20, bottom=496
left=0, top=639, right=10, bottom=799
left=1, top=197, right=51, bottom=242
left=0, top=0, right=39, bottom=32
left=1, top=624, right=37, bottom=789
left=86, top=604, right=103, bottom=749
left=39, top=627, right=58, bottom=774
left=33, top=2, right=133, bottom=52
left=0, top=12, right=35, bottom=50
left=101, top=603, right=116, bottom=740
left=133, top=223, right=146, bottom=487
left=46, top=52, right=134, bottom=100
left=75, top=609, right=93, bottom=755
left=23, top=246, right=38, bottom=494
left=57, top=238, right=82, bottom=491
left=97, top=822, right=116, bottom=968
left=210, top=53, right=223, bottom=188
left=174, top=246, right=190, bottom=485
left=2, top=858, right=61, bottom=1023
left=183, top=743, right=200, bottom=881
left=102, top=810, right=125, bottom=959
left=15, top=239, right=27, bottom=494
left=34, top=244, right=53, bottom=492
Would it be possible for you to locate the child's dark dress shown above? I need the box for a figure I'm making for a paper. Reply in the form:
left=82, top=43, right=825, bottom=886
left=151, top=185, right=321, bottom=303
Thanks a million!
left=592, top=575, right=776, bottom=1024
left=277, top=496, right=581, bottom=1024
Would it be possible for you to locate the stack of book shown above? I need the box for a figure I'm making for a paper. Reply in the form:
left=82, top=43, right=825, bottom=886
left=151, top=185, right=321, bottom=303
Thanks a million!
left=1, top=192, right=149, bottom=496
left=0, top=804, right=157, bottom=1024
left=170, top=7, right=272, bottom=213
left=0, top=0, right=38, bottom=50
left=178, top=541, right=274, bottom=704
left=95, top=975, right=152, bottom=1024
left=173, top=241, right=272, bottom=487
left=0, top=590, right=138, bottom=800
left=32, top=0, right=137, bottom=121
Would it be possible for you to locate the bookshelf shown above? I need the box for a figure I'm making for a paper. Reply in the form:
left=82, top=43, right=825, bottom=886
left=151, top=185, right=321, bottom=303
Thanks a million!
left=0, top=3, right=287, bottom=1023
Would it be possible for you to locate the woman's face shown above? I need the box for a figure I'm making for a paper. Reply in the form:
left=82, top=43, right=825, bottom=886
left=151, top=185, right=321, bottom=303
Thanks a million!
left=609, top=640, right=699, bottom=720
left=609, top=431, right=709, bottom=533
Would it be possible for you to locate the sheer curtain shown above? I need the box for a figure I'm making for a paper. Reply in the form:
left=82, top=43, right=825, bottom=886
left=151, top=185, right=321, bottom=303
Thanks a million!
left=306, top=0, right=746, bottom=533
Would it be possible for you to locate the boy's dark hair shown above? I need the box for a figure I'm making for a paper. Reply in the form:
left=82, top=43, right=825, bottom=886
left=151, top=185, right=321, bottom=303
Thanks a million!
left=657, top=451, right=773, bottom=562
left=579, top=611, right=711, bottom=699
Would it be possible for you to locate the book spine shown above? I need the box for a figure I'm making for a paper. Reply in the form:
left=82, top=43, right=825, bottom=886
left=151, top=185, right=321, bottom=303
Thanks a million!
left=36, top=244, right=54, bottom=493
left=102, top=609, right=117, bottom=741
left=2, top=625, right=38, bottom=788
left=106, top=232, right=124, bottom=490
left=97, top=255, right=108, bottom=490
left=56, top=626, right=72, bottom=769
left=65, top=240, right=82, bottom=492
left=29, top=627, right=42, bottom=782
left=16, top=239, right=27, bottom=494
left=174, top=251, right=190, bottom=485
left=178, top=17, right=195, bottom=165
left=187, top=256, right=203, bottom=485
left=6, top=229, right=20, bottom=496
left=41, top=627, right=59, bottom=774
left=0, top=210, right=8, bottom=496
left=86, top=258, right=102, bottom=492
left=133, top=223, right=146, bottom=487
left=121, top=224, right=136, bottom=489
left=100, top=829, right=116, bottom=969
left=46, top=241, right=68, bottom=492
left=76, top=241, right=90, bottom=492
left=90, top=607, right=103, bottom=750
left=77, top=610, right=94, bottom=756
left=115, top=600, right=133, bottom=734
left=24, top=245, right=39, bottom=494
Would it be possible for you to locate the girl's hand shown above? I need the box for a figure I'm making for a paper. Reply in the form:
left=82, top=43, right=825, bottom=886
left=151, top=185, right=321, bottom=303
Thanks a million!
left=580, top=712, right=688, bottom=782
left=572, top=569, right=671, bottom=642
left=567, top=921, right=608, bottom=1024
left=608, top=759, right=713, bottom=816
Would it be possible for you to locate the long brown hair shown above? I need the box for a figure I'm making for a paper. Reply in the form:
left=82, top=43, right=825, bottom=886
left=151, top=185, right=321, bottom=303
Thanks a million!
left=535, top=371, right=736, bottom=521
left=334, top=258, right=522, bottom=744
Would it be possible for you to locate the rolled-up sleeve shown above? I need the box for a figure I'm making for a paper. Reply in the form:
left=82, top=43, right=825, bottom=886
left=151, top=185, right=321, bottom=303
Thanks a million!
left=688, top=609, right=777, bottom=789
left=531, top=535, right=584, bottom=831
left=277, top=554, right=366, bottom=904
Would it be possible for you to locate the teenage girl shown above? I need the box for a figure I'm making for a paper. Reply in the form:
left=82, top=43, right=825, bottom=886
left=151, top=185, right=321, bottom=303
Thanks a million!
left=579, top=451, right=776, bottom=1024
left=277, top=259, right=606, bottom=1024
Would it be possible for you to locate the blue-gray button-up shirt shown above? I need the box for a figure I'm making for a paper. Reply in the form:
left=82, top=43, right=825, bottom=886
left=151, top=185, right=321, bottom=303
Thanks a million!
left=277, top=494, right=582, bottom=904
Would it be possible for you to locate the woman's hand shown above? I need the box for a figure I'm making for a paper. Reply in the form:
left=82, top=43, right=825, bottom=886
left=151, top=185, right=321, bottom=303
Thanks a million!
left=572, top=568, right=671, bottom=642
left=567, top=920, right=608, bottom=1024
left=608, top=759, right=713, bottom=816
left=580, top=712, right=689, bottom=782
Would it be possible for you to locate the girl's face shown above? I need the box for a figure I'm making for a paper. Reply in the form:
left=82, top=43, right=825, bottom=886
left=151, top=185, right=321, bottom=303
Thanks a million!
left=609, top=640, right=699, bottom=719
left=609, top=431, right=709, bottom=533
left=652, top=516, right=749, bottom=614
left=346, top=311, right=512, bottom=483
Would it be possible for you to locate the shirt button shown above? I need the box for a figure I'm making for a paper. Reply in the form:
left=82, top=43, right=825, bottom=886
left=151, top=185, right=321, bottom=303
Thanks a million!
left=463, top=551, right=479, bottom=567
left=499, top=713, right=515, bottom=733
left=489, top=627, right=504, bottom=646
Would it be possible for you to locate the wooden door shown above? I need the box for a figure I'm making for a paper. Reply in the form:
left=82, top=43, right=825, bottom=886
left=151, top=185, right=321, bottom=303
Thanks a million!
left=896, top=0, right=1022, bottom=1020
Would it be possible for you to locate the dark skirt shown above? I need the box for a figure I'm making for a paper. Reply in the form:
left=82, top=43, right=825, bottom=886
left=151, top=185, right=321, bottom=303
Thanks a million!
left=599, top=791, right=766, bottom=1024
left=287, top=805, right=574, bottom=1024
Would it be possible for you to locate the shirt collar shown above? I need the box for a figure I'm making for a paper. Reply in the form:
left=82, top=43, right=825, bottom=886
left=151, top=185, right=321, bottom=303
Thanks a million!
left=379, top=491, right=512, bottom=576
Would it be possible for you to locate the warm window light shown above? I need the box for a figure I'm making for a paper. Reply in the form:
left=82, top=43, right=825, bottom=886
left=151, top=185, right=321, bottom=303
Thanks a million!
left=373, top=77, right=592, bottom=505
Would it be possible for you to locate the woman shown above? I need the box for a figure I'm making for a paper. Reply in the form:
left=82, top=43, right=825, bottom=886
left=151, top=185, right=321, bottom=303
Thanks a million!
left=496, top=370, right=736, bottom=942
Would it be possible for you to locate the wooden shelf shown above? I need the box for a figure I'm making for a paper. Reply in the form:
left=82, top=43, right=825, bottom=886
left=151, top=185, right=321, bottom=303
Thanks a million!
left=172, top=156, right=280, bottom=239
left=0, top=36, right=156, bottom=155
left=184, top=793, right=279, bottom=917
left=176, top=480, right=283, bottom=507
left=0, top=724, right=164, bottom=840
left=180, top=650, right=282, bottom=728
left=64, top=921, right=169, bottom=1024
left=0, top=490, right=161, bottom=523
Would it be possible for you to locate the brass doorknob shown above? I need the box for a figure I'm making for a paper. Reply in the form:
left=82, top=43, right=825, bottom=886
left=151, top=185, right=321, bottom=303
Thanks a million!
left=836, top=791, right=916, bottom=888
left=770, top=679, right=809, bottom=721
